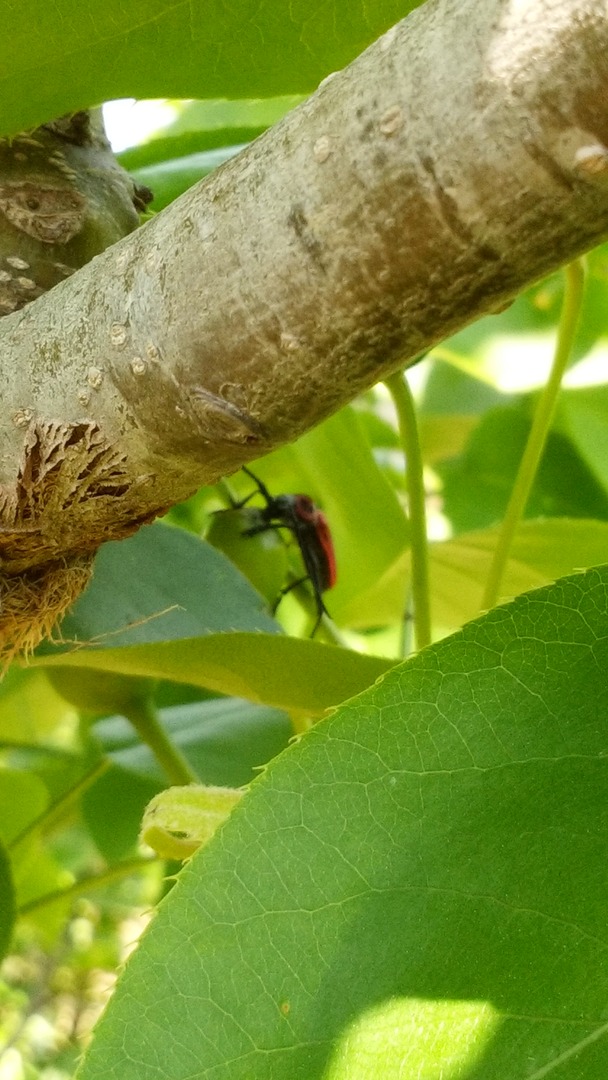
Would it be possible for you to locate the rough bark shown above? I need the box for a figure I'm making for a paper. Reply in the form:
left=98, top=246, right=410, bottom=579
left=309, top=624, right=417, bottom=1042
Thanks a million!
left=0, top=0, right=607, bottom=658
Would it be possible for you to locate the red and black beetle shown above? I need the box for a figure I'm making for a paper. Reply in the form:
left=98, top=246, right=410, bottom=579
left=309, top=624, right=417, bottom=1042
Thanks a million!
left=238, top=466, right=336, bottom=635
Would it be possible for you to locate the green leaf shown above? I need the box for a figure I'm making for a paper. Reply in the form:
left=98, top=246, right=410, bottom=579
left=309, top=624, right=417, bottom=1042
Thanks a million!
left=420, top=353, right=512, bottom=416
left=429, top=517, right=608, bottom=632
left=35, top=634, right=391, bottom=718
left=206, top=507, right=289, bottom=606
left=560, top=383, right=608, bottom=497
left=0, top=667, right=78, bottom=748
left=38, top=521, right=279, bottom=651
left=37, top=519, right=283, bottom=717
left=438, top=405, right=608, bottom=533
left=33, top=492, right=392, bottom=715
left=1, top=1, right=423, bottom=136
left=95, top=697, right=292, bottom=783
left=0, top=769, right=49, bottom=847
left=0, top=770, right=69, bottom=929
left=336, top=517, right=608, bottom=636
left=46, top=667, right=155, bottom=715
left=118, top=96, right=303, bottom=168
left=77, top=566, right=608, bottom=1079
left=83, top=765, right=159, bottom=864
left=0, top=838, right=15, bottom=960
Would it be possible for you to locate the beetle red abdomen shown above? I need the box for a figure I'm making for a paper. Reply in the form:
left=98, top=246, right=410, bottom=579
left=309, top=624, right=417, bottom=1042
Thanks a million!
left=292, top=496, right=337, bottom=592
left=238, top=468, right=337, bottom=635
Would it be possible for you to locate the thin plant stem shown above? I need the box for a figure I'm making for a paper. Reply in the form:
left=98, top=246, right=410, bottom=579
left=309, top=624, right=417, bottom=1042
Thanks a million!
left=8, top=758, right=110, bottom=854
left=17, top=855, right=158, bottom=917
left=481, top=259, right=586, bottom=612
left=124, top=696, right=199, bottom=785
left=385, top=370, right=432, bottom=652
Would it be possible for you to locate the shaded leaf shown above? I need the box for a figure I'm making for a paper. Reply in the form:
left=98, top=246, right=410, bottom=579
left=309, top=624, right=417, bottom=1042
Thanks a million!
left=34, top=519, right=390, bottom=714
left=83, top=765, right=159, bottom=864
left=37, top=520, right=283, bottom=717
left=438, top=406, right=608, bottom=534
left=95, top=697, right=292, bottom=784
left=39, top=521, right=280, bottom=651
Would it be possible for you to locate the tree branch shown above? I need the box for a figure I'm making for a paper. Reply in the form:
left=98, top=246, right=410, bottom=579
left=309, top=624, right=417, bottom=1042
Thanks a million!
left=0, top=0, right=607, bottom=657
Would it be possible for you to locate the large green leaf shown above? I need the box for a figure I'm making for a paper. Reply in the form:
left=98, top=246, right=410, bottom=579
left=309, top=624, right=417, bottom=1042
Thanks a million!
left=34, top=517, right=390, bottom=714
left=39, top=520, right=280, bottom=650
left=1, top=1, right=423, bottom=136
left=35, top=517, right=282, bottom=715
left=35, top=634, right=391, bottom=717
left=337, top=517, right=608, bottom=633
left=77, top=566, right=608, bottom=1079
left=438, top=405, right=608, bottom=534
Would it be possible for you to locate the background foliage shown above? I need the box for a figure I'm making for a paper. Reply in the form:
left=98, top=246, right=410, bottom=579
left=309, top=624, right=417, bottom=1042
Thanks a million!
left=1, top=1, right=608, bottom=1078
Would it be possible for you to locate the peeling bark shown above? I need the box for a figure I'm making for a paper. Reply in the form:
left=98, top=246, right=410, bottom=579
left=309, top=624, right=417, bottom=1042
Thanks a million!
left=0, top=110, right=152, bottom=658
left=0, top=0, right=607, bottom=658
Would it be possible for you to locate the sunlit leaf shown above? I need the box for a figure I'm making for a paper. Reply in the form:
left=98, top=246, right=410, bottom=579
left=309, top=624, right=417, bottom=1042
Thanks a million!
left=330, top=518, right=608, bottom=634
left=0, top=770, right=49, bottom=847
left=35, top=634, right=391, bottom=718
left=118, top=96, right=303, bottom=168
left=0, top=668, right=78, bottom=749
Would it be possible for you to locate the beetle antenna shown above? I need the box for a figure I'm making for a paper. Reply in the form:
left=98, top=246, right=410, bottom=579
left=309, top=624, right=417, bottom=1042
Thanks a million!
left=241, top=465, right=274, bottom=506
